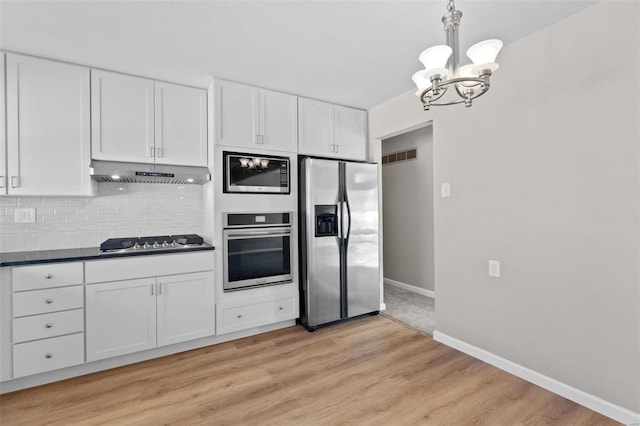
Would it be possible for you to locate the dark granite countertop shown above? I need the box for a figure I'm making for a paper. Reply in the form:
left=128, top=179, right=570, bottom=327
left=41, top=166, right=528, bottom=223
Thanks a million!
left=0, top=244, right=215, bottom=267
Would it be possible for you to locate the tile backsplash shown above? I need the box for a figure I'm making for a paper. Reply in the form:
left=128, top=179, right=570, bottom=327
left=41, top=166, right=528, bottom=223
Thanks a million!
left=0, top=183, right=204, bottom=253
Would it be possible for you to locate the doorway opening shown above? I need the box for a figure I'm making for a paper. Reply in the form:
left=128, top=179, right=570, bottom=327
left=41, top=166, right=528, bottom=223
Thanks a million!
left=380, top=125, right=435, bottom=334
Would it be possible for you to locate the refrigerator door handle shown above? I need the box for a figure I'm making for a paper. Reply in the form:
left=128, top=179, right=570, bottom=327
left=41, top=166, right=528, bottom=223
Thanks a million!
left=344, top=199, right=352, bottom=243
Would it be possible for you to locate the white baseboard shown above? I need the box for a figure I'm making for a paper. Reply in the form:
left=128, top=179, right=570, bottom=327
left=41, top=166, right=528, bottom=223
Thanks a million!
left=433, top=331, right=640, bottom=425
left=384, top=277, right=435, bottom=299
left=379, top=302, right=387, bottom=311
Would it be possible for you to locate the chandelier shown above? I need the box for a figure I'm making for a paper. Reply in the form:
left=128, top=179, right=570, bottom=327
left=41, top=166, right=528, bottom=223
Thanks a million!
left=412, top=0, right=503, bottom=110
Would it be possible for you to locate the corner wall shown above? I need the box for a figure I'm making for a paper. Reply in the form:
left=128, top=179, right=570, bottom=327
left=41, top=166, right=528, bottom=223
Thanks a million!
left=369, top=0, right=639, bottom=418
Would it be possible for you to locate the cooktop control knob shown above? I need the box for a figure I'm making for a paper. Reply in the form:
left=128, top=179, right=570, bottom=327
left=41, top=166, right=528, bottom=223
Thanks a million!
left=143, top=242, right=150, bottom=249
left=162, top=241, right=169, bottom=248
left=152, top=242, right=159, bottom=249
left=133, top=243, right=140, bottom=250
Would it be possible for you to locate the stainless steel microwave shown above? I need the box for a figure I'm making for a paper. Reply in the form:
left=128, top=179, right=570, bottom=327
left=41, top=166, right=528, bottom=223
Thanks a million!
left=223, top=151, right=290, bottom=194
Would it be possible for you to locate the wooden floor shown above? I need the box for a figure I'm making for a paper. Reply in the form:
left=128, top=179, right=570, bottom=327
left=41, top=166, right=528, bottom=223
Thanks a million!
left=0, top=315, right=617, bottom=425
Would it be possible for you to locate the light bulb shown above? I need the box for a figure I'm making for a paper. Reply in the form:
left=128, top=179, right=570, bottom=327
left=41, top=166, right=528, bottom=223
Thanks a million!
left=260, top=159, right=269, bottom=168
left=466, top=39, right=503, bottom=72
left=239, top=158, right=249, bottom=167
left=247, top=160, right=254, bottom=169
left=412, top=70, right=431, bottom=95
left=419, top=45, right=452, bottom=70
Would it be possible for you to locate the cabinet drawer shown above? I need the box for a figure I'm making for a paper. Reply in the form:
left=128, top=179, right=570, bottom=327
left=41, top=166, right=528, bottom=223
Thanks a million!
left=13, top=286, right=84, bottom=317
left=13, top=262, right=83, bottom=291
left=217, top=294, right=297, bottom=335
left=85, top=251, right=214, bottom=283
left=13, top=333, right=84, bottom=378
left=13, top=309, right=84, bottom=343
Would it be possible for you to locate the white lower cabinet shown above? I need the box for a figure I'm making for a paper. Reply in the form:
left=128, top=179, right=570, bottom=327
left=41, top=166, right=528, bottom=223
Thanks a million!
left=217, top=292, right=298, bottom=335
left=86, top=271, right=215, bottom=362
left=9, top=262, right=86, bottom=379
left=13, top=333, right=85, bottom=378
left=86, top=278, right=157, bottom=362
left=157, top=272, right=215, bottom=347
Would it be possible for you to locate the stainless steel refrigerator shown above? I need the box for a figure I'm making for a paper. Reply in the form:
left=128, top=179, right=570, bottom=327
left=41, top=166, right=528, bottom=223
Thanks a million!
left=299, top=157, right=380, bottom=330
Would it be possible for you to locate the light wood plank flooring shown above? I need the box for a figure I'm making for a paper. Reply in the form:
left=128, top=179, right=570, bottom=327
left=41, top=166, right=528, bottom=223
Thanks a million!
left=0, top=315, right=617, bottom=425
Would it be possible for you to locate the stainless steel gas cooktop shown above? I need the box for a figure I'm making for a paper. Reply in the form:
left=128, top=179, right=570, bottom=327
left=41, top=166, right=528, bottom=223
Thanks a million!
left=99, top=234, right=205, bottom=254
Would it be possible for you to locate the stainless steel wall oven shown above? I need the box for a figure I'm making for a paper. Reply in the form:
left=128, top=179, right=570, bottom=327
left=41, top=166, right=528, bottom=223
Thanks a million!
left=223, top=212, right=293, bottom=291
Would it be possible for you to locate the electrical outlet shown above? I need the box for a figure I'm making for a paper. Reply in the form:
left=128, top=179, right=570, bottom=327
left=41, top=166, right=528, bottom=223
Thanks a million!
left=15, top=208, right=36, bottom=224
left=488, top=260, right=501, bottom=278
left=441, top=182, right=451, bottom=198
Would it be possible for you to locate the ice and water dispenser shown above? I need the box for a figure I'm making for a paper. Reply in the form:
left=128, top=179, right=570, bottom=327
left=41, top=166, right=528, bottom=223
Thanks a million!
left=315, top=205, right=338, bottom=237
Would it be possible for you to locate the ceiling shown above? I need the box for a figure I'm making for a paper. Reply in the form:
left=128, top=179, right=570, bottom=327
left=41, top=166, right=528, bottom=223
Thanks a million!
left=0, top=0, right=596, bottom=109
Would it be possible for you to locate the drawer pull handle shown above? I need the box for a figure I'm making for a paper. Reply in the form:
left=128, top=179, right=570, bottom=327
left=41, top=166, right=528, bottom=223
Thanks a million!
left=45, top=353, right=53, bottom=359
left=45, top=298, right=53, bottom=304
left=44, top=274, right=53, bottom=279
left=278, top=306, right=284, bottom=311
left=237, top=314, right=243, bottom=319
left=45, top=323, right=53, bottom=328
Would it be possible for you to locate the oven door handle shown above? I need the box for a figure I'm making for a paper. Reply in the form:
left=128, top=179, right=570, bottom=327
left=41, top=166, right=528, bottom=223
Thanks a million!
left=226, top=230, right=291, bottom=238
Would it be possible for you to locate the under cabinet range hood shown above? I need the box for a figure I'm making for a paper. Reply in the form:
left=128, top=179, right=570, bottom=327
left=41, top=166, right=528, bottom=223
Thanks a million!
left=90, top=161, right=211, bottom=185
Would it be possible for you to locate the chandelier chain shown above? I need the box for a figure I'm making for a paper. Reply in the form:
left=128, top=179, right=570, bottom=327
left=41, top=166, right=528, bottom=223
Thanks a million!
left=446, top=0, right=455, bottom=13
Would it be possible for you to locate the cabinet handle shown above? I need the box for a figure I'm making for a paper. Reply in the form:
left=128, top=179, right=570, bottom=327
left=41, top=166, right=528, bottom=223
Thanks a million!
left=11, top=176, right=20, bottom=188
left=44, top=274, right=53, bottom=279
left=0, top=175, right=4, bottom=189
left=260, top=135, right=265, bottom=144
left=255, top=134, right=260, bottom=144
left=237, top=314, right=243, bottom=319
left=150, top=284, right=155, bottom=296
left=334, top=145, right=339, bottom=153
left=157, top=147, right=163, bottom=158
left=278, top=306, right=284, bottom=311
left=158, top=283, right=163, bottom=294
left=150, top=147, right=155, bottom=158
left=45, top=298, right=53, bottom=304
left=45, top=323, right=53, bottom=328
left=45, top=353, right=53, bottom=359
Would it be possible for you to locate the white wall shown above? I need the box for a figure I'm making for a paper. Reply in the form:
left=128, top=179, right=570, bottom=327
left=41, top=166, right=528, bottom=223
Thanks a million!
left=382, top=126, right=434, bottom=292
left=0, top=183, right=204, bottom=253
left=369, top=0, right=639, bottom=418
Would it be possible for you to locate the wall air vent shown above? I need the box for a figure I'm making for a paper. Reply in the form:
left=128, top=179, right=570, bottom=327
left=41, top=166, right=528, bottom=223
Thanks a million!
left=382, top=148, right=418, bottom=166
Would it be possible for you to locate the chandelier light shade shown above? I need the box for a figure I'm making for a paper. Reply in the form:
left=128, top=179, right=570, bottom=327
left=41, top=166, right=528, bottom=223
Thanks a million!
left=413, top=0, right=503, bottom=110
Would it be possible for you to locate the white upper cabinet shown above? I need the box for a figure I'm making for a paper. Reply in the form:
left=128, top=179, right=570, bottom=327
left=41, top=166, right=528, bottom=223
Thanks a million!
left=155, top=82, right=208, bottom=166
left=91, top=70, right=155, bottom=164
left=298, top=97, right=368, bottom=161
left=334, top=105, right=368, bottom=161
left=215, top=80, right=258, bottom=149
left=215, top=80, right=297, bottom=153
left=4, top=53, right=94, bottom=196
left=298, top=98, right=334, bottom=158
left=259, top=89, right=298, bottom=152
left=92, top=70, right=208, bottom=166
left=0, top=53, right=6, bottom=193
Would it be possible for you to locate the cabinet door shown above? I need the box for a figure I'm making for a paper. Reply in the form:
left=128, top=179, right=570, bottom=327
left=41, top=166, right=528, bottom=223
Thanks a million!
left=156, top=272, right=215, bottom=347
left=91, top=70, right=155, bottom=163
left=86, top=279, right=157, bottom=362
left=259, top=89, right=298, bottom=152
left=0, top=53, right=6, bottom=193
left=334, top=106, right=368, bottom=161
left=5, top=54, right=93, bottom=196
left=215, top=80, right=259, bottom=149
left=155, top=83, right=208, bottom=167
left=298, top=97, right=334, bottom=157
